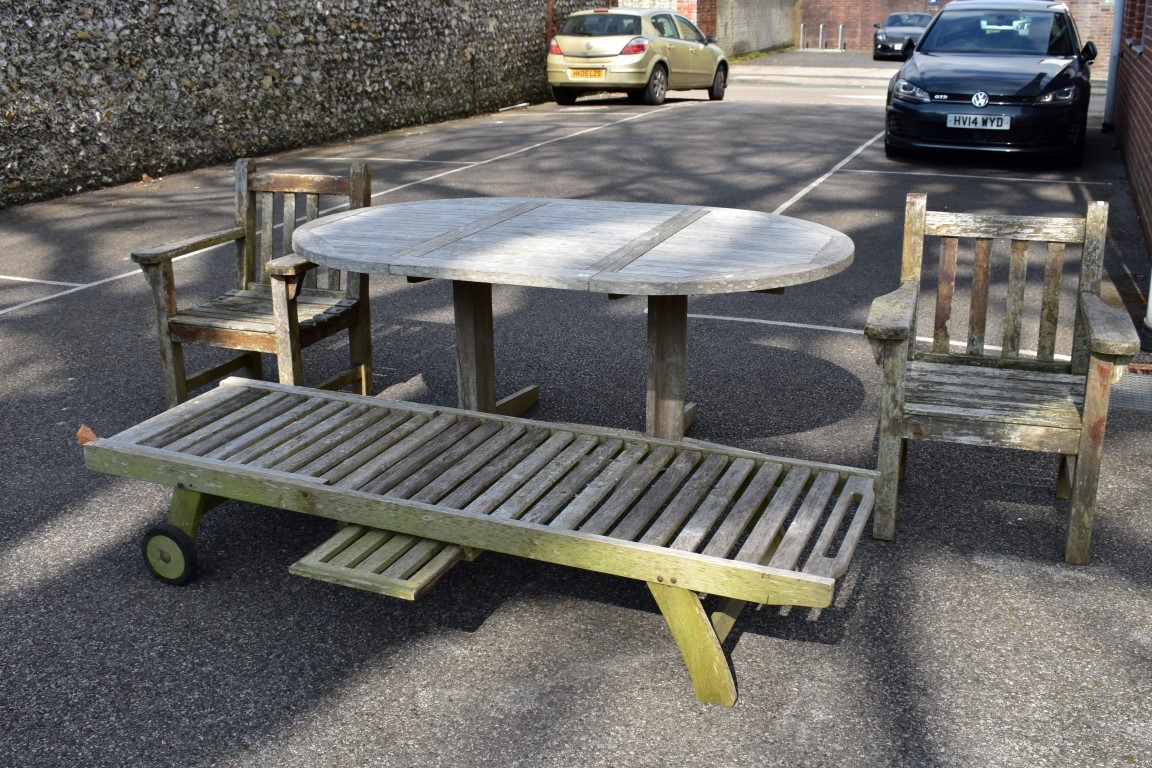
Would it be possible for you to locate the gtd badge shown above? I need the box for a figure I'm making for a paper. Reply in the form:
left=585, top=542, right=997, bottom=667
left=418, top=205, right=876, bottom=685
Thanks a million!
left=971, top=91, right=990, bottom=108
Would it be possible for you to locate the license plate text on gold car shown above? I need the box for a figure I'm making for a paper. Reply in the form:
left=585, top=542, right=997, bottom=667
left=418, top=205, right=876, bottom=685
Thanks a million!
left=570, top=69, right=605, bottom=79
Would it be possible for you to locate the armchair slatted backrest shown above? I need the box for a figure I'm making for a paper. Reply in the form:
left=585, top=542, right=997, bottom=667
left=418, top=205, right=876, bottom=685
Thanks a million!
left=235, top=158, right=372, bottom=294
left=899, top=192, right=1108, bottom=375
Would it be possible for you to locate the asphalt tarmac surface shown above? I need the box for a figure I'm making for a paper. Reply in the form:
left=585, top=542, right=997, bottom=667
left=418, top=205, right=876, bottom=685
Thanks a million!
left=2, top=51, right=1150, bottom=767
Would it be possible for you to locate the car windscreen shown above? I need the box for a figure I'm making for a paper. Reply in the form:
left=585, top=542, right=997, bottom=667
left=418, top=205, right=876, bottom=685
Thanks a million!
left=885, top=13, right=932, bottom=27
left=559, top=14, right=642, bottom=36
left=917, top=10, right=1076, bottom=55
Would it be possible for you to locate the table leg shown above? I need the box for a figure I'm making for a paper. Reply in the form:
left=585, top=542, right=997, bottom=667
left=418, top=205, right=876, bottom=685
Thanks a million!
left=453, top=281, right=497, bottom=412
left=452, top=280, right=539, bottom=415
left=646, top=295, right=690, bottom=440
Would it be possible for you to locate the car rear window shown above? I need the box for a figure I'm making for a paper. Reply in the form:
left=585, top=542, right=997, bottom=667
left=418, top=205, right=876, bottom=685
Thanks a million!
left=885, top=13, right=932, bottom=27
left=918, top=9, right=1076, bottom=55
left=559, top=14, right=642, bottom=36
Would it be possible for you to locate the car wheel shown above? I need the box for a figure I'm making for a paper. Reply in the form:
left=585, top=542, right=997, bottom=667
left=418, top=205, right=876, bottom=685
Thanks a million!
left=552, top=86, right=578, bottom=106
left=644, top=65, right=668, bottom=106
left=708, top=65, right=727, bottom=101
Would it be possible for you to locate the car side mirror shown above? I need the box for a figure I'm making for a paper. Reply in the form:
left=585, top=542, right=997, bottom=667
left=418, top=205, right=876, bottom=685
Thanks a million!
left=874, top=23, right=881, bottom=29
left=1082, top=40, right=1097, bottom=63
left=902, top=40, right=915, bottom=60
left=706, top=34, right=717, bottom=44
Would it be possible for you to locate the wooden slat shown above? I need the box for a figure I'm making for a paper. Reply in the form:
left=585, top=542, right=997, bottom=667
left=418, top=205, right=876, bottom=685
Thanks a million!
left=639, top=454, right=729, bottom=547
left=324, top=413, right=448, bottom=485
left=358, top=417, right=486, bottom=495
left=924, top=210, right=1086, bottom=242
left=1002, top=239, right=1030, bottom=359
left=463, top=431, right=577, bottom=515
left=545, top=441, right=653, bottom=530
left=765, top=471, right=840, bottom=571
left=252, top=404, right=374, bottom=470
left=802, top=475, right=876, bottom=579
left=967, top=238, right=992, bottom=355
left=1037, top=242, right=1066, bottom=361
left=436, top=428, right=551, bottom=510
left=411, top=423, right=529, bottom=505
left=289, top=524, right=463, bottom=601
left=729, top=466, right=814, bottom=565
left=933, top=236, right=958, bottom=354
left=161, top=392, right=296, bottom=453
left=590, top=207, right=710, bottom=273
left=579, top=446, right=676, bottom=535
left=701, top=462, right=788, bottom=559
left=491, top=434, right=601, bottom=520
left=667, top=458, right=756, bottom=551
left=519, top=438, right=626, bottom=526
left=609, top=450, right=703, bottom=542
left=209, top=400, right=345, bottom=463
left=126, top=385, right=264, bottom=446
left=387, top=420, right=506, bottom=500
left=287, top=410, right=417, bottom=476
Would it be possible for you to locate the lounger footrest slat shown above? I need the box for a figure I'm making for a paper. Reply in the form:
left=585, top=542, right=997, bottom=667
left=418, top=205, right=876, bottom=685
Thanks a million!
left=289, top=523, right=464, bottom=600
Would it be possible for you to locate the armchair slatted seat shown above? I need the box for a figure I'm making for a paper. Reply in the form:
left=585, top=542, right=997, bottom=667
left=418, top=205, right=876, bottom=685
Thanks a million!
left=132, top=159, right=374, bottom=407
left=865, top=193, right=1140, bottom=564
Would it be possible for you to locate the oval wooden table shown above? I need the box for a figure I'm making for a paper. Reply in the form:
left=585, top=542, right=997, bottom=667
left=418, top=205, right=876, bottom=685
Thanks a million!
left=293, top=197, right=854, bottom=440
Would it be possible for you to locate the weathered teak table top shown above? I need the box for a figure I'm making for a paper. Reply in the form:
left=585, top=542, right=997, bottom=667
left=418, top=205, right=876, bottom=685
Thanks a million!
left=293, top=198, right=855, bottom=439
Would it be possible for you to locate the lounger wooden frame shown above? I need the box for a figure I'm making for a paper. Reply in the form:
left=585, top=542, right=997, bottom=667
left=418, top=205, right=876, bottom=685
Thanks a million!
left=84, top=379, right=877, bottom=706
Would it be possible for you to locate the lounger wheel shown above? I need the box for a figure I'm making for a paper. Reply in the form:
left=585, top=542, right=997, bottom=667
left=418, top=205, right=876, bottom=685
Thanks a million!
left=141, top=523, right=198, bottom=585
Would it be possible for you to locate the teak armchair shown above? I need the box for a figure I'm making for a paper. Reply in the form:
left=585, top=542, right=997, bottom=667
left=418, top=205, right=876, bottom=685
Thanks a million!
left=132, top=159, right=373, bottom=407
left=865, top=193, right=1139, bottom=564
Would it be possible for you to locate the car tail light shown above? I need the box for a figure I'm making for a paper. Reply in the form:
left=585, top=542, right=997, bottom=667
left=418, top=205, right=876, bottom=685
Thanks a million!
left=548, top=38, right=562, bottom=55
left=620, top=37, right=648, bottom=55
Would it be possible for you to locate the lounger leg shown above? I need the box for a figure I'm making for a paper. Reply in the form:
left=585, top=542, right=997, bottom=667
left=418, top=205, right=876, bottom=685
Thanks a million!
left=648, top=582, right=737, bottom=706
left=167, top=487, right=222, bottom=541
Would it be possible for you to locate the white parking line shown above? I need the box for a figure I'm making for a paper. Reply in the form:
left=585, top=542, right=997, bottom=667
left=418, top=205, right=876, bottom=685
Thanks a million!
left=773, top=131, right=885, bottom=214
left=0, top=275, right=86, bottom=287
left=842, top=168, right=1114, bottom=185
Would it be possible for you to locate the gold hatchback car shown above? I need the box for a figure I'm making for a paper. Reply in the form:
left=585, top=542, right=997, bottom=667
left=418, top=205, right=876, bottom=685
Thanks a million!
left=547, top=8, right=729, bottom=105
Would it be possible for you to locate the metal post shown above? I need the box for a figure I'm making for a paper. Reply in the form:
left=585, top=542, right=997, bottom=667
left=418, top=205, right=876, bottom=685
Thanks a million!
left=818, top=24, right=825, bottom=50
left=800, top=23, right=806, bottom=50
left=838, top=24, right=845, bottom=51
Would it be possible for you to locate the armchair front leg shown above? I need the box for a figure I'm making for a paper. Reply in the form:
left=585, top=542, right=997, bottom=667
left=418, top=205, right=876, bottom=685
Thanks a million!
left=268, top=255, right=317, bottom=386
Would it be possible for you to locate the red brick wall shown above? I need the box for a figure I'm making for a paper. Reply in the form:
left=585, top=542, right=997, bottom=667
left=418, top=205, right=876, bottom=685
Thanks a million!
left=1114, top=5, right=1152, bottom=262
left=800, top=1, right=1113, bottom=57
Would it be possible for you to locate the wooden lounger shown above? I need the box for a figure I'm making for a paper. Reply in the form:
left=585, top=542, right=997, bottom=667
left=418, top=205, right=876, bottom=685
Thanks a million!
left=84, top=379, right=876, bottom=706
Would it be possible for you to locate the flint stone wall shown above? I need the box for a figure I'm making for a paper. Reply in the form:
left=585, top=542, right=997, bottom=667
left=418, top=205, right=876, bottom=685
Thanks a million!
left=1, top=0, right=592, bottom=207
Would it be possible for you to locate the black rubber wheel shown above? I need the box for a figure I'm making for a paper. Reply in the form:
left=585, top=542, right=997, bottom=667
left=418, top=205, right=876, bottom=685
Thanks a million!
left=644, top=65, right=668, bottom=106
left=142, top=523, right=198, bottom=585
left=551, top=86, right=578, bottom=106
left=708, top=66, right=727, bottom=101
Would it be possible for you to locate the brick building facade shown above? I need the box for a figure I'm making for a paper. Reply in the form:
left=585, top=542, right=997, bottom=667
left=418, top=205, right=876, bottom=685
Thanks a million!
left=1113, top=0, right=1152, bottom=331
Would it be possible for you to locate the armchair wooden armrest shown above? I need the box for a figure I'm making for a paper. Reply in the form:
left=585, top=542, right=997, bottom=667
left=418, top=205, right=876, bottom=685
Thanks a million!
left=1080, top=293, right=1140, bottom=357
left=266, top=254, right=317, bottom=278
left=131, top=226, right=245, bottom=266
left=865, top=280, right=918, bottom=341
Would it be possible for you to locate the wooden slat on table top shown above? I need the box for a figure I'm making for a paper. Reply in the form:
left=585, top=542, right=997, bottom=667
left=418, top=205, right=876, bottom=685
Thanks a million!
left=292, top=198, right=854, bottom=295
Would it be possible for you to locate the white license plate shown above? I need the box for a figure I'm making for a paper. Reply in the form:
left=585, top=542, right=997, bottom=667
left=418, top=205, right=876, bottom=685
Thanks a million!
left=893, top=43, right=903, bottom=50
left=947, top=114, right=1011, bottom=130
